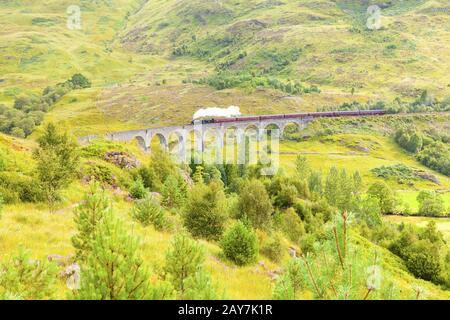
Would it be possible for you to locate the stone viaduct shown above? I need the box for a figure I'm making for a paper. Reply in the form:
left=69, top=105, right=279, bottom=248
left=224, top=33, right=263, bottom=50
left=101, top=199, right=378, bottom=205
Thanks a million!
left=79, top=116, right=313, bottom=162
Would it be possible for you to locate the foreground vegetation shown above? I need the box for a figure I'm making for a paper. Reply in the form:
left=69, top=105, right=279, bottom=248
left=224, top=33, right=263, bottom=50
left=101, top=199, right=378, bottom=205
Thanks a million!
left=0, top=122, right=449, bottom=299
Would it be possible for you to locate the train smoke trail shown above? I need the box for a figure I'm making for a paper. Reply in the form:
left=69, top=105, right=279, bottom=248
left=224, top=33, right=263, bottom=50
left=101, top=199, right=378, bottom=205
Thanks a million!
left=193, top=106, right=241, bottom=120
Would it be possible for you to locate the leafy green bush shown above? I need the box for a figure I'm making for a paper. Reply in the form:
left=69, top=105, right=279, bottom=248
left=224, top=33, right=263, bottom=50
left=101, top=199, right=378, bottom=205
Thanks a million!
left=131, top=195, right=166, bottom=229
left=68, top=73, right=91, bottom=89
left=236, top=179, right=273, bottom=229
left=389, top=222, right=447, bottom=285
left=0, top=172, right=44, bottom=203
left=220, top=221, right=258, bottom=266
left=279, top=207, right=305, bottom=244
left=183, top=179, right=227, bottom=240
left=260, top=233, right=284, bottom=263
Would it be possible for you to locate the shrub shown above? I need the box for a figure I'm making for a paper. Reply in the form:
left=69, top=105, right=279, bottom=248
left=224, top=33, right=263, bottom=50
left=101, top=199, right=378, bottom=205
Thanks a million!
left=274, top=183, right=298, bottom=209
left=164, top=233, right=205, bottom=294
left=0, top=172, right=43, bottom=203
left=69, top=73, right=91, bottom=89
left=280, top=208, right=305, bottom=244
left=183, top=179, right=227, bottom=240
left=220, top=221, right=258, bottom=266
left=261, top=233, right=284, bottom=263
left=0, top=248, right=58, bottom=300
left=403, top=242, right=442, bottom=282
left=131, top=195, right=166, bottom=230
left=82, top=162, right=117, bottom=186
left=129, top=177, right=148, bottom=199
left=236, top=179, right=273, bottom=229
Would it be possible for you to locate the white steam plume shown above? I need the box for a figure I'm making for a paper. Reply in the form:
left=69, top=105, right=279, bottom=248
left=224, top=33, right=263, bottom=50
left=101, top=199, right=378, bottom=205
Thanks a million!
left=193, top=106, right=241, bottom=120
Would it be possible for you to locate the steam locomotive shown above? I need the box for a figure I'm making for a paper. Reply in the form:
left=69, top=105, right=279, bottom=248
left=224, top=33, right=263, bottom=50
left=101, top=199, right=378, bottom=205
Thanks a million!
left=191, top=109, right=386, bottom=125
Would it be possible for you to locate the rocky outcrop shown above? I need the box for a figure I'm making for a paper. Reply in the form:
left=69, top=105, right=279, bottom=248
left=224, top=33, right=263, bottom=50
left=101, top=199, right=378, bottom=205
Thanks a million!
left=104, top=151, right=141, bottom=169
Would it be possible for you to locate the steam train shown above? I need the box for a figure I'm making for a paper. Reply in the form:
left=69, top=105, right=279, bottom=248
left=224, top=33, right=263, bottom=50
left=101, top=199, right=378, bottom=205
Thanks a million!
left=191, top=109, right=386, bottom=125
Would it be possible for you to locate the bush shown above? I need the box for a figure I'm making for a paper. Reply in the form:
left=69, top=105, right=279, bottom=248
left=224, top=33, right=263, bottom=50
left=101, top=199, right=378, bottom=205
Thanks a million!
left=279, top=208, right=305, bottom=244
left=220, top=221, right=258, bottom=266
left=68, top=73, right=91, bottom=89
left=183, top=179, right=227, bottom=240
left=0, top=248, right=58, bottom=300
left=260, top=233, right=284, bottom=263
left=131, top=196, right=166, bottom=230
left=403, top=242, right=442, bottom=282
left=0, top=172, right=43, bottom=203
left=236, top=179, right=273, bottom=229
left=129, top=177, right=148, bottom=199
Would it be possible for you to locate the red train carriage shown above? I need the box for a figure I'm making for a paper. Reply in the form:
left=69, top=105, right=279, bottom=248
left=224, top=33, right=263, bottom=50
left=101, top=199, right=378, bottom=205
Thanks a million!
left=192, top=110, right=386, bottom=125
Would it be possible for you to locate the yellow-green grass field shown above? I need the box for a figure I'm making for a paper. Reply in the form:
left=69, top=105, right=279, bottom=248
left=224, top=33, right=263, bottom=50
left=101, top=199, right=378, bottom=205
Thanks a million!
left=384, top=215, right=450, bottom=242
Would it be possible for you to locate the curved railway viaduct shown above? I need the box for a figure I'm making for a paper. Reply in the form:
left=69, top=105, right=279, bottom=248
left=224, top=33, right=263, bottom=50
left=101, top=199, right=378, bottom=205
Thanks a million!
left=79, top=111, right=386, bottom=161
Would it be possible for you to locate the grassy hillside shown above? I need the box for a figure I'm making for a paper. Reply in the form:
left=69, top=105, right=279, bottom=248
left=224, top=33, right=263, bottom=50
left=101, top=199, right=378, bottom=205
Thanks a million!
left=0, top=1, right=449, bottom=300
left=1, top=0, right=450, bottom=130
left=0, top=133, right=449, bottom=300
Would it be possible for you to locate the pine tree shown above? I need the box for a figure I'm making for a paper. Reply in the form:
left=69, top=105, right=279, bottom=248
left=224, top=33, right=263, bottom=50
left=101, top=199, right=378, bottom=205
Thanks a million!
left=183, top=270, right=222, bottom=300
left=192, top=165, right=205, bottom=184
left=0, top=248, right=58, bottom=300
left=164, top=233, right=206, bottom=295
left=220, top=221, right=258, bottom=266
left=131, top=195, right=166, bottom=229
left=161, top=174, right=186, bottom=208
left=72, top=182, right=111, bottom=261
left=295, top=155, right=310, bottom=180
left=75, top=211, right=158, bottom=300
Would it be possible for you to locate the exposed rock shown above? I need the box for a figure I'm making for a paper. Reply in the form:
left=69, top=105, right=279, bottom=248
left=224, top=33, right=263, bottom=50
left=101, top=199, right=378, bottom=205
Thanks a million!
left=104, top=151, right=141, bottom=169
left=288, top=247, right=297, bottom=258
left=150, top=192, right=163, bottom=203
left=179, top=168, right=194, bottom=187
left=60, top=263, right=81, bottom=290
left=47, top=253, right=75, bottom=267
left=415, top=171, right=441, bottom=185
left=227, top=19, right=268, bottom=36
